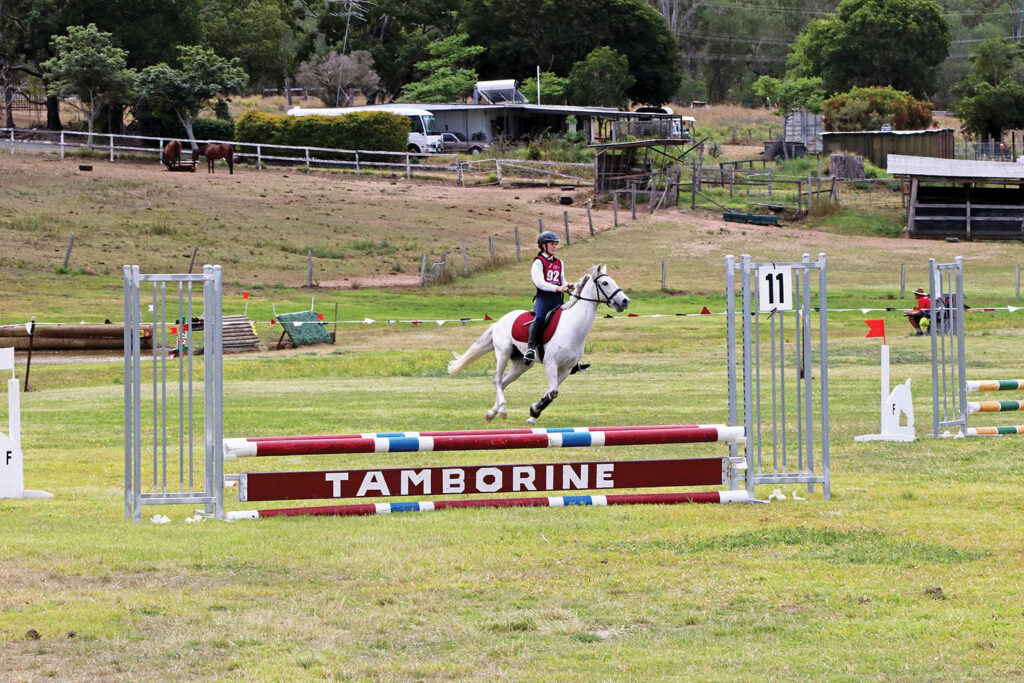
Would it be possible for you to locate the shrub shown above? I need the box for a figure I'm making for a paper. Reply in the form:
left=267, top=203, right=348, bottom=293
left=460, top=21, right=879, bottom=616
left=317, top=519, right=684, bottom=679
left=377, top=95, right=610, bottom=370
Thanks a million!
left=823, top=87, right=933, bottom=132
left=233, top=109, right=408, bottom=151
left=193, top=118, right=235, bottom=141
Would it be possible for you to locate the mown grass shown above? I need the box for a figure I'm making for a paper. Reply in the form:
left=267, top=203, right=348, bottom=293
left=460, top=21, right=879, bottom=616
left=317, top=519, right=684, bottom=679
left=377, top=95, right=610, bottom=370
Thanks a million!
left=2, top=149, right=1024, bottom=680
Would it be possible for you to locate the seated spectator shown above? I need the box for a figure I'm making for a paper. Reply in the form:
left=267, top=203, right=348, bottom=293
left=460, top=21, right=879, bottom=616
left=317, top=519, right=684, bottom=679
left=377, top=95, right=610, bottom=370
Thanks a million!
left=904, top=287, right=930, bottom=335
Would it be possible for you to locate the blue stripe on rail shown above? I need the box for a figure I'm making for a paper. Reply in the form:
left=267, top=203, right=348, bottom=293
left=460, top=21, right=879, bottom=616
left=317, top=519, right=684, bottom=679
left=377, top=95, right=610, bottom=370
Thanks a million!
left=560, top=432, right=594, bottom=447
left=561, top=495, right=594, bottom=506
left=386, top=437, right=423, bottom=452
left=388, top=502, right=421, bottom=513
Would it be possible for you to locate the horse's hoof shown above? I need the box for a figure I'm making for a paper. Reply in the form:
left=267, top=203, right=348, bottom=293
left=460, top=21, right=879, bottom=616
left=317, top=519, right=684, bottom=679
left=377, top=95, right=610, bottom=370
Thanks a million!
left=485, top=410, right=496, bottom=421
left=499, top=411, right=507, bottom=420
left=526, top=417, right=537, bottom=425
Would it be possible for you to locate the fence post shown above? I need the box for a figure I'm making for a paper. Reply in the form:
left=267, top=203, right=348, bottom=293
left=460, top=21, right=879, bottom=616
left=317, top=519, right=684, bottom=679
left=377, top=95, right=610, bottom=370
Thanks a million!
left=489, top=235, right=495, bottom=264
left=631, top=183, right=637, bottom=220
left=60, top=131, right=66, bottom=159
left=1017, top=264, right=1021, bottom=298
left=538, top=217, right=544, bottom=234
left=63, top=233, right=75, bottom=269
left=461, top=240, right=468, bottom=274
left=586, top=200, right=594, bottom=236
left=806, top=172, right=813, bottom=212
left=439, top=251, right=447, bottom=280
left=305, top=148, right=311, bottom=174
left=900, top=263, right=906, bottom=299
left=419, top=253, right=428, bottom=286
left=496, top=160, right=503, bottom=186
left=307, top=250, right=313, bottom=287
left=9, top=128, right=13, bottom=155
left=355, top=151, right=360, bottom=176
left=613, top=194, right=619, bottom=226
left=514, top=227, right=521, bottom=261
left=109, top=134, right=114, bottom=162
left=563, top=210, right=571, bottom=245
left=797, top=181, right=803, bottom=216
left=405, top=153, right=411, bottom=180
left=690, top=164, right=696, bottom=210
left=257, top=145, right=263, bottom=171
left=661, top=259, right=666, bottom=290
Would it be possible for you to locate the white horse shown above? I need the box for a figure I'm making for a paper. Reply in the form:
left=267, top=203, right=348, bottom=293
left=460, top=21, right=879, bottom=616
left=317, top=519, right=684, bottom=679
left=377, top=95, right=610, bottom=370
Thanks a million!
left=448, top=265, right=630, bottom=423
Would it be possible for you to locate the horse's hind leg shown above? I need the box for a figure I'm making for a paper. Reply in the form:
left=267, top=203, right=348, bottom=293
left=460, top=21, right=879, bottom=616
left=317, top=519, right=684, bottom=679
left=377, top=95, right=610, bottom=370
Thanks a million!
left=486, top=351, right=512, bottom=421
left=526, top=362, right=570, bottom=425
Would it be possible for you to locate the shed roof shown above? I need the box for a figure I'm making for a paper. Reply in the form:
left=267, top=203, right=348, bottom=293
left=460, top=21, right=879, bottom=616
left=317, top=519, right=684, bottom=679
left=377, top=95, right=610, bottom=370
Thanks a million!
left=887, top=154, right=1024, bottom=182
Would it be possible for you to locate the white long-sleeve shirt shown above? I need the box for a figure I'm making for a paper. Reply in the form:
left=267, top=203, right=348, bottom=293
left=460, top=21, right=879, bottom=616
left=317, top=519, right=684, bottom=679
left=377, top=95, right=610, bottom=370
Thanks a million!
left=531, top=256, right=567, bottom=292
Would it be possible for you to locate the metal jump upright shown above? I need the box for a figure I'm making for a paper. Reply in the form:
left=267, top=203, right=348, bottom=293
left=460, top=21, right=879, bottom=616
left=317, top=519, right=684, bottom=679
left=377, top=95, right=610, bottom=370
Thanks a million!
left=726, top=253, right=831, bottom=500
left=929, top=257, right=968, bottom=437
left=124, top=265, right=224, bottom=521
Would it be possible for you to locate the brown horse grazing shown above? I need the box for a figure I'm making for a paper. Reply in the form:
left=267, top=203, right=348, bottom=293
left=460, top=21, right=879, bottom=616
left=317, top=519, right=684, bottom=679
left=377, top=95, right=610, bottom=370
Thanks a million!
left=161, top=140, right=181, bottom=170
left=193, top=143, right=234, bottom=174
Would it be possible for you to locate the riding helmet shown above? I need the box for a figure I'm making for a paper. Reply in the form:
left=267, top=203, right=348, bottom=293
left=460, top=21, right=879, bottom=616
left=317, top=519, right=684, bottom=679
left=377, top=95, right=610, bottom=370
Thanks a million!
left=537, top=231, right=560, bottom=246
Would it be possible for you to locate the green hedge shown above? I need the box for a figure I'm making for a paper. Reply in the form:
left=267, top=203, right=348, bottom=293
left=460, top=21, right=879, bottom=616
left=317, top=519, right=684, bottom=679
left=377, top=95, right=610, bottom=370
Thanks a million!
left=193, top=118, right=235, bottom=142
left=234, top=109, right=408, bottom=152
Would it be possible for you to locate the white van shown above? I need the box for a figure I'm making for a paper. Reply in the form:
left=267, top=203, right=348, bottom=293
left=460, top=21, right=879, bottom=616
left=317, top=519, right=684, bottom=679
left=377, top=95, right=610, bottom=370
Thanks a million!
left=287, top=104, right=444, bottom=153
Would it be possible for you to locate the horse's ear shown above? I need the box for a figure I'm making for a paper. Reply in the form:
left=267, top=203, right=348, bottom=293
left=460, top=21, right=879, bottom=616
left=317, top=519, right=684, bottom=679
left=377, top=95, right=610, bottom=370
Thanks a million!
left=599, top=264, right=607, bottom=274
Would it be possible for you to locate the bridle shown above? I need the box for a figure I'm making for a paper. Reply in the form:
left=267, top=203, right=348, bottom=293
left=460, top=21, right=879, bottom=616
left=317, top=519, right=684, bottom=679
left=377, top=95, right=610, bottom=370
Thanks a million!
left=570, top=273, right=622, bottom=305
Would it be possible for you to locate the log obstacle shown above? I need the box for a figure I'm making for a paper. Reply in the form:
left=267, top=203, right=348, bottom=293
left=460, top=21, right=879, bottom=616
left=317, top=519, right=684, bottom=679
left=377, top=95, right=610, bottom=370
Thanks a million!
left=930, top=257, right=1024, bottom=437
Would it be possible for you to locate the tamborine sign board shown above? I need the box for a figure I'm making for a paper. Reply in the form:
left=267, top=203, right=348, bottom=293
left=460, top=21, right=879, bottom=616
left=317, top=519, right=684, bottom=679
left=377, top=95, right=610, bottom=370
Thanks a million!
left=758, top=265, right=793, bottom=312
left=239, top=457, right=728, bottom=502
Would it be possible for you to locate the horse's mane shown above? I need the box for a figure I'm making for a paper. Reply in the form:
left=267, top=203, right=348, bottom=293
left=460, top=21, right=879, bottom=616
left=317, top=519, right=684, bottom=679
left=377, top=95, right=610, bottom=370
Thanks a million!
left=562, top=265, right=601, bottom=311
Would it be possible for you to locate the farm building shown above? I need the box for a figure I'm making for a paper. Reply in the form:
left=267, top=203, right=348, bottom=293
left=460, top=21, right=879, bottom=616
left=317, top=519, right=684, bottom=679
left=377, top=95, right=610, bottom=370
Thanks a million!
left=887, top=154, right=1024, bottom=240
left=824, top=129, right=954, bottom=167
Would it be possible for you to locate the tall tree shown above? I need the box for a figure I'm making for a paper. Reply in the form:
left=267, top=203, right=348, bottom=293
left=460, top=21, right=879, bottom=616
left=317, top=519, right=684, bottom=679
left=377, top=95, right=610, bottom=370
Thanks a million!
left=135, top=45, right=247, bottom=146
left=41, top=24, right=135, bottom=141
left=198, top=0, right=291, bottom=88
left=788, top=0, right=950, bottom=97
left=463, top=0, right=680, bottom=105
left=566, top=47, right=635, bottom=108
left=296, top=49, right=380, bottom=104
left=399, top=33, right=483, bottom=102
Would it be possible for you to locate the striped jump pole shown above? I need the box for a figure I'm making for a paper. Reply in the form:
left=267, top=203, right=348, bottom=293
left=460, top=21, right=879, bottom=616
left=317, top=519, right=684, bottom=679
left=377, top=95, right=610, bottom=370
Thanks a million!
left=245, top=424, right=703, bottom=443
left=226, top=489, right=753, bottom=520
left=967, top=400, right=1024, bottom=414
left=966, top=425, right=1024, bottom=436
left=966, top=380, right=1024, bottom=393
left=224, top=425, right=745, bottom=459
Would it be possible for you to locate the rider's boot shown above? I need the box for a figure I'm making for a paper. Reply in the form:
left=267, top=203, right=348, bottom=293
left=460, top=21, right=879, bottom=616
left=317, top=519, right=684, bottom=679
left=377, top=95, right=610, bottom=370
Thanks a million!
left=524, top=344, right=537, bottom=366
left=569, top=362, right=590, bottom=375
left=524, top=317, right=542, bottom=366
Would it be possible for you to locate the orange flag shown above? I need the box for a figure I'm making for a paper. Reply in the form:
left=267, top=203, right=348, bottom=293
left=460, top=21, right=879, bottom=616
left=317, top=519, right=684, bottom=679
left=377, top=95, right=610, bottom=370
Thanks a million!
left=864, top=319, right=886, bottom=345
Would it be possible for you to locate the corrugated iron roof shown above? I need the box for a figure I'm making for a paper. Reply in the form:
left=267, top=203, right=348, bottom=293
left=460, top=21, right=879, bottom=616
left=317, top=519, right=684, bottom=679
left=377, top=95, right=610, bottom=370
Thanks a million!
left=887, top=154, right=1024, bottom=181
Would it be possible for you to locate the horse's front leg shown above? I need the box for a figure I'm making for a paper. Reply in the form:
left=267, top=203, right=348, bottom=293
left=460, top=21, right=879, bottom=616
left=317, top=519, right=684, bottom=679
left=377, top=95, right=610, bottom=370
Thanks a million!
left=526, top=360, right=569, bottom=424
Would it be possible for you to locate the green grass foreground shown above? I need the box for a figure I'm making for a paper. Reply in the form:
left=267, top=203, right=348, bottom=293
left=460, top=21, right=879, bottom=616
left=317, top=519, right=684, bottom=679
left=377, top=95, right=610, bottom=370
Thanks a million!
left=2, top=152, right=1024, bottom=680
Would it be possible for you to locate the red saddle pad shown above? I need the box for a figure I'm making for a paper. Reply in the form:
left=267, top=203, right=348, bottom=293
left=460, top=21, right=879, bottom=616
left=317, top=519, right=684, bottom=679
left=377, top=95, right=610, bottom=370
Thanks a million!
left=511, top=308, right=562, bottom=344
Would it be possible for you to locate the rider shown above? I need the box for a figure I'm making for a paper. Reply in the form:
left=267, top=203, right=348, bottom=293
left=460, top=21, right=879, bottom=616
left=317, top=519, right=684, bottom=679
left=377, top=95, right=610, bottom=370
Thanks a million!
left=524, top=231, right=587, bottom=375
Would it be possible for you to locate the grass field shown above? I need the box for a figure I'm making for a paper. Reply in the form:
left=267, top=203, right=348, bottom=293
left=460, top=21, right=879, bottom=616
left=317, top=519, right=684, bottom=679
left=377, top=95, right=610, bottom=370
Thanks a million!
left=2, top=150, right=1024, bottom=680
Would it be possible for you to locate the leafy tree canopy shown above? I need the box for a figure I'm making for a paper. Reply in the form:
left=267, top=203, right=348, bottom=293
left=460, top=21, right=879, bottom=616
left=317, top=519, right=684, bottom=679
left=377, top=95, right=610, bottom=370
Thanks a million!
left=135, top=45, right=247, bottom=145
left=41, top=24, right=135, bottom=137
left=566, top=47, right=634, bottom=108
left=198, top=0, right=291, bottom=88
left=463, top=0, right=679, bottom=105
left=399, top=33, right=483, bottom=102
left=788, top=0, right=950, bottom=98
left=752, top=76, right=825, bottom=118
left=521, top=72, right=568, bottom=105
left=822, top=86, right=933, bottom=132
left=954, top=80, right=1024, bottom=139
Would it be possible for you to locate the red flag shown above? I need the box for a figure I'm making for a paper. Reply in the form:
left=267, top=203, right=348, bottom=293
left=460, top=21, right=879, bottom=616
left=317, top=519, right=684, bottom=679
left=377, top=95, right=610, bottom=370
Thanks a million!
left=700, top=306, right=711, bottom=315
left=317, top=313, right=324, bottom=321
left=484, top=314, right=493, bottom=321
left=270, top=318, right=276, bottom=325
left=243, top=291, right=249, bottom=299
left=170, top=326, right=178, bottom=334
left=864, top=319, right=886, bottom=345
left=628, top=313, right=638, bottom=317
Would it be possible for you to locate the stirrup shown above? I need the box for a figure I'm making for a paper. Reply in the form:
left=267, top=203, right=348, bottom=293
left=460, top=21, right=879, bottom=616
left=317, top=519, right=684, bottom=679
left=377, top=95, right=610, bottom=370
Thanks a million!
left=523, top=347, right=536, bottom=365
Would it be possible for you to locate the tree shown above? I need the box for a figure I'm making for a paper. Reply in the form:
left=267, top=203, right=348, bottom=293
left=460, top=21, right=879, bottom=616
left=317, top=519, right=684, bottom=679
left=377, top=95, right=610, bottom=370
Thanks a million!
left=399, top=33, right=483, bottom=102
left=463, top=0, right=679, bottom=105
left=521, top=71, right=567, bottom=104
left=197, top=0, right=291, bottom=89
left=955, top=80, right=1024, bottom=140
left=823, top=86, right=933, bottom=131
left=788, top=0, right=950, bottom=98
left=41, top=24, right=135, bottom=141
left=566, top=47, right=634, bottom=108
left=296, top=50, right=380, bottom=105
left=136, top=45, right=247, bottom=146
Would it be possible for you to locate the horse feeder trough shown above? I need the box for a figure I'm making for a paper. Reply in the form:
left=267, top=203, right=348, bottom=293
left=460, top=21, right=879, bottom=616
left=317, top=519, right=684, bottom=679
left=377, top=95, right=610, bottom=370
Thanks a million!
left=168, top=161, right=197, bottom=173
left=722, top=211, right=778, bottom=227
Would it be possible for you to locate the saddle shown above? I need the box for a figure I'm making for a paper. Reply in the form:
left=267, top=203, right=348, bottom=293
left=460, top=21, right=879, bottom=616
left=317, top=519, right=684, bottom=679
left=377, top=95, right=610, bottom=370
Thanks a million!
left=510, top=307, right=563, bottom=351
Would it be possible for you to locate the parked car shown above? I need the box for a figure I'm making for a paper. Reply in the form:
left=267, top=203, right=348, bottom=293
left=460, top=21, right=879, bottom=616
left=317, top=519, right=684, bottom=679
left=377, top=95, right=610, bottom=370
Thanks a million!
left=440, top=132, right=489, bottom=154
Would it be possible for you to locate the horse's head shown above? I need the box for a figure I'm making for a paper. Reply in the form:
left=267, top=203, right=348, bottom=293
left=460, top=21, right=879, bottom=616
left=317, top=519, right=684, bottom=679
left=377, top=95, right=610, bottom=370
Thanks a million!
left=192, top=144, right=206, bottom=161
left=573, top=264, right=630, bottom=313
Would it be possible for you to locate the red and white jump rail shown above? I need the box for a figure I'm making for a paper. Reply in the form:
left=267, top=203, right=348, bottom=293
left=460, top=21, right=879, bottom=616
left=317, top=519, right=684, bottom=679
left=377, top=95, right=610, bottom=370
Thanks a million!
left=224, top=424, right=745, bottom=459
left=242, top=424, right=704, bottom=443
left=225, top=490, right=752, bottom=519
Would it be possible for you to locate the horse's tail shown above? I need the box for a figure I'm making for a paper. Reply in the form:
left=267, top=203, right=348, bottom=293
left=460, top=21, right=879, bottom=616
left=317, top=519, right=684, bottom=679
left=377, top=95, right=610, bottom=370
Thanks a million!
left=447, top=325, right=494, bottom=374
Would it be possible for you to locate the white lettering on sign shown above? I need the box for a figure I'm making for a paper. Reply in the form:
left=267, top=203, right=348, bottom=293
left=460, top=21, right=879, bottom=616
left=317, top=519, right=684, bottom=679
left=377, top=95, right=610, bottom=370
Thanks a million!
left=401, top=469, right=430, bottom=495
left=325, top=472, right=349, bottom=497
left=595, top=463, right=614, bottom=488
left=357, top=471, right=389, bottom=497
left=758, top=265, right=794, bottom=312
left=562, top=464, right=587, bottom=490
left=443, top=468, right=465, bottom=493
left=512, top=466, right=537, bottom=491
left=476, top=467, right=502, bottom=493
left=545, top=465, right=554, bottom=490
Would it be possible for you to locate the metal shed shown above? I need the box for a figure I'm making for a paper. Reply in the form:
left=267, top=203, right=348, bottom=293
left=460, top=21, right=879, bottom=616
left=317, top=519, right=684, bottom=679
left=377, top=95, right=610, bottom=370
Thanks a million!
left=887, top=154, right=1024, bottom=240
left=824, top=129, right=954, bottom=166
